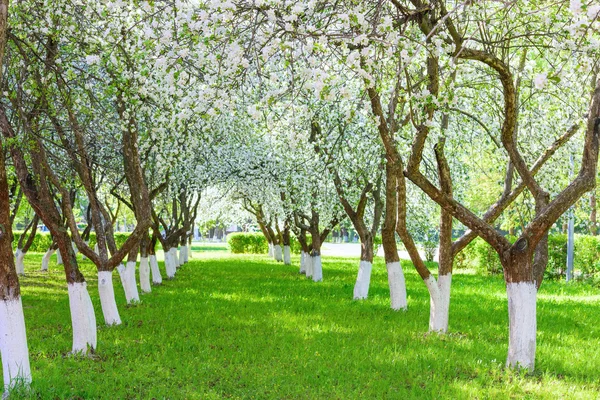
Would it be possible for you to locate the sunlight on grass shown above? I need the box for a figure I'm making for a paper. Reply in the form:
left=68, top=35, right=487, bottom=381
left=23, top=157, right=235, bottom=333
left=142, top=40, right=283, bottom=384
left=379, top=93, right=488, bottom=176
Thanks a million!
left=3, top=249, right=599, bottom=398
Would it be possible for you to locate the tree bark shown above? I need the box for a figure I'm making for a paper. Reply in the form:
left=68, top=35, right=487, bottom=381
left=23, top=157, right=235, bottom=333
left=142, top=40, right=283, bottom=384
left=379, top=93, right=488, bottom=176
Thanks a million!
left=0, top=127, right=32, bottom=389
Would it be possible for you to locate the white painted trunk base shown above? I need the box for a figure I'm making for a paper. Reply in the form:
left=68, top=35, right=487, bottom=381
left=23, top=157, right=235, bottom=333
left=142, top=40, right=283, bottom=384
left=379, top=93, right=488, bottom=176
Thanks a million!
left=387, top=262, right=407, bottom=311
left=67, top=282, right=97, bottom=354
left=424, top=274, right=452, bottom=333
left=149, top=255, right=163, bottom=284
left=14, top=249, right=25, bottom=276
left=506, top=281, right=537, bottom=370
left=268, top=243, right=273, bottom=258
left=299, top=252, right=307, bottom=274
left=187, top=244, right=192, bottom=259
left=179, top=246, right=187, bottom=265
left=353, top=261, right=372, bottom=300
left=56, top=249, right=63, bottom=265
left=41, top=248, right=55, bottom=271
left=0, top=297, right=31, bottom=390
left=164, top=249, right=176, bottom=279
left=139, top=257, right=151, bottom=293
left=283, top=246, right=291, bottom=265
left=274, top=245, right=283, bottom=262
left=170, top=248, right=179, bottom=274
left=305, top=253, right=313, bottom=278
left=97, top=271, right=122, bottom=326
left=312, top=255, right=323, bottom=282
left=118, top=262, right=140, bottom=304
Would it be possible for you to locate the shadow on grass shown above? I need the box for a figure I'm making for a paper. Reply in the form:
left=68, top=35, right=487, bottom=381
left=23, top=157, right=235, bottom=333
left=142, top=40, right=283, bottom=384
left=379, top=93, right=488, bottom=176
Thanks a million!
left=8, top=251, right=600, bottom=399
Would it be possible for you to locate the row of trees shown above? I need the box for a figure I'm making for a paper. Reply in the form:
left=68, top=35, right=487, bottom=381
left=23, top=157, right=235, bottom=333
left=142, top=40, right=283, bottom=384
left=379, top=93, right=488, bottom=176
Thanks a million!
left=212, top=0, right=600, bottom=373
left=1, top=0, right=599, bottom=394
left=0, top=0, right=212, bottom=392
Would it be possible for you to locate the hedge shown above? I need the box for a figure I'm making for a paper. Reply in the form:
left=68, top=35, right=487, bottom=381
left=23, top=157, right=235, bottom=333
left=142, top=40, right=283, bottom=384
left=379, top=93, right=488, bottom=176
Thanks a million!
left=227, top=233, right=268, bottom=254
left=455, top=233, right=600, bottom=280
left=227, top=232, right=305, bottom=254
left=12, top=231, right=135, bottom=253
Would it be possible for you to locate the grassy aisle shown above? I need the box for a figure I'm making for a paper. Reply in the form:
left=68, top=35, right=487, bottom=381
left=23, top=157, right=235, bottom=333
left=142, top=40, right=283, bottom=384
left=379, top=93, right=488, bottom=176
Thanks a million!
left=4, top=245, right=600, bottom=399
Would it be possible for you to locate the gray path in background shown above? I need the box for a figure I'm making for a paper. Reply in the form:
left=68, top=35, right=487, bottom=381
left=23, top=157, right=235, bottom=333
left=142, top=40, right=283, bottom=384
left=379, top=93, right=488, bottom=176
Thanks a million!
left=320, top=242, right=439, bottom=262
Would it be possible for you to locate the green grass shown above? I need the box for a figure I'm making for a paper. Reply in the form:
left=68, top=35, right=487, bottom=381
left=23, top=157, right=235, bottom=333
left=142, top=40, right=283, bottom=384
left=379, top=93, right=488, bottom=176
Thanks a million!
left=4, top=248, right=600, bottom=399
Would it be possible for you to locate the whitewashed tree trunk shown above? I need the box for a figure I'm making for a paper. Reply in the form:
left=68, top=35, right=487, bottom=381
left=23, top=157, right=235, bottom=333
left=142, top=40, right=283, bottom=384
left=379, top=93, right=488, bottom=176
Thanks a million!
left=56, top=249, right=63, bottom=265
left=187, top=243, right=192, bottom=260
left=305, top=253, right=313, bottom=278
left=0, top=297, right=32, bottom=391
left=267, top=243, right=273, bottom=258
left=424, top=274, right=452, bottom=333
left=353, top=260, right=372, bottom=300
left=164, top=249, right=175, bottom=279
left=179, top=246, right=187, bottom=265
left=41, top=248, right=55, bottom=271
left=67, top=282, right=97, bottom=354
left=97, top=271, right=121, bottom=326
left=14, top=249, right=25, bottom=276
left=139, top=257, right=151, bottom=293
left=506, top=281, right=537, bottom=370
left=387, top=261, right=407, bottom=310
left=170, top=248, right=179, bottom=273
left=312, top=255, right=323, bottom=282
left=274, top=245, right=283, bottom=262
left=283, top=246, right=291, bottom=265
left=118, top=262, right=140, bottom=304
left=299, top=251, right=307, bottom=274
left=149, top=255, right=162, bottom=284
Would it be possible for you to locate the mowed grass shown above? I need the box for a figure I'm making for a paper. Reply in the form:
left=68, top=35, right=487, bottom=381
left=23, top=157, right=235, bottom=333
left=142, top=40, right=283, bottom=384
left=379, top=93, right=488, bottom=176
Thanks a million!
left=4, top=243, right=600, bottom=399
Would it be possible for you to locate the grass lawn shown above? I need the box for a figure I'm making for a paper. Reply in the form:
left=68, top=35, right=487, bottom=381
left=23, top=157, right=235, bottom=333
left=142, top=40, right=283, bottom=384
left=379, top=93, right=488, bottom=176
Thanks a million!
left=4, top=243, right=600, bottom=399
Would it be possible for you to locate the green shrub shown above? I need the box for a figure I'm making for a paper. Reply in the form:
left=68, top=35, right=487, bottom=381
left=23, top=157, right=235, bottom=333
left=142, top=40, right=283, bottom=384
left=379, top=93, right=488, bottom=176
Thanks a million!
left=454, top=235, right=516, bottom=275
left=456, top=233, right=600, bottom=280
left=574, top=234, right=600, bottom=275
left=11, top=230, right=134, bottom=253
left=12, top=231, right=53, bottom=253
left=546, top=234, right=567, bottom=279
left=227, top=233, right=268, bottom=254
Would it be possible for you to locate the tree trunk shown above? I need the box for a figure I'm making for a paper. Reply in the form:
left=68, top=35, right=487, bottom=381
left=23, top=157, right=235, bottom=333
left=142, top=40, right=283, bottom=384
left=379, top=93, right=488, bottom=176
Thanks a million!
left=274, top=244, right=283, bottom=262
left=139, top=257, right=151, bottom=293
left=503, top=251, right=537, bottom=370
left=0, top=139, right=32, bottom=390
left=41, top=247, right=55, bottom=271
left=187, top=236, right=192, bottom=259
left=310, top=229, right=322, bottom=282
left=57, top=237, right=97, bottom=354
left=311, top=253, right=322, bottom=282
left=163, top=246, right=174, bottom=279
left=382, top=162, right=407, bottom=310
left=139, top=233, right=151, bottom=293
left=353, top=235, right=374, bottom=300
left=170, top=248, right=179, bottom=273
left=67, top=280, right=97, bottom=353
left=148, top=236, right=162, bottom=284
left=14, top=249, right=25, bottom=276
left=118, top=247, right=140, bottom=304
left=97, top=270, right=122, bottom=326
left=282, top=223, right=291, bottom=265
left=299, top=251, right=306, bottom=273
left=506, top=280, right=537, bottom=370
